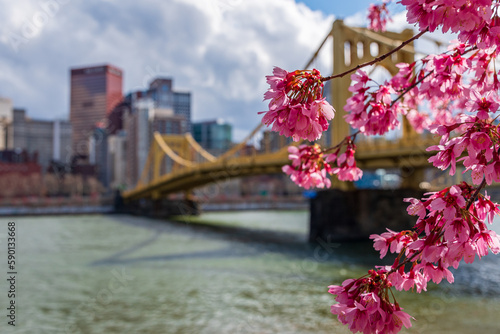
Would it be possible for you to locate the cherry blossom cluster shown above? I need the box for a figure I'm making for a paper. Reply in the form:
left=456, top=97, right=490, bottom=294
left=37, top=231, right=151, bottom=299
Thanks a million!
left=368, top=183, right=500, bottom=295
left=345, top=70, right=400, bottom=136
left=261, top=67, right=335, bottom=141
left=346, top=44, right=499, bottom=136
left=328, top=269, right=413, bottom=333
left=258, top=2, right=500, bottom=331
left=327, top=139, right=364, bottom=182
left=400, top=0, right=500, bottom=49
left=427, top=113, right=500, bottom=184
left=367, top=1, right=391, bottom=32
left=282, top=144, right=333, bottom=189
left=329, top=183, right=500, bottom=333
left=282, top=140, right=363, bottom=188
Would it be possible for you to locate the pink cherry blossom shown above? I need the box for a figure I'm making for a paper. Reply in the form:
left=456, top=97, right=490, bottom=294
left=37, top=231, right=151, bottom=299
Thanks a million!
left=261, top=67, right=335, bottom=141
left=427, top=116, right=500, bottom=184
left=367, top=2, right=391, bottom=32
left=428, top=185, right=466, bottom=222
left=282, top=144, right=332, bottom=189
left=404, top=197, right=427, bottom=220
left=370, top=229, right=416, bottom=259
left=331, top=142, right=363, bottom=182
left=329, top=269, right=414, bottom=334
left=473, top=230, right=500, bottom=258
left=400, top=0, right=499, bottom=49
left=466, top=90, right=500, bottom=119
left=344, top=70, right=400, bottom=136
left=363, top=183, right=499, bottom=304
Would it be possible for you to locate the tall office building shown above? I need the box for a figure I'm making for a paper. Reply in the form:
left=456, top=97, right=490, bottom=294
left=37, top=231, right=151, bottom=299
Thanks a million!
left=70, top=64, right=123, bottom=156
left=146, top=78, right=191, bottom=132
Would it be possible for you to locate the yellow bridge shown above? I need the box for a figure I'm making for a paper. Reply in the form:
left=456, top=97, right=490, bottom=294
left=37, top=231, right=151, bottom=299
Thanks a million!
left=123, top=20, right=441, bottom=202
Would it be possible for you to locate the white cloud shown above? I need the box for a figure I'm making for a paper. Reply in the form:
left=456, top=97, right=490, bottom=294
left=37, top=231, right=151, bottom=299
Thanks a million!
left=0, top=0, right=461, bottom=142
left=0, top=0, right=334, bottom=140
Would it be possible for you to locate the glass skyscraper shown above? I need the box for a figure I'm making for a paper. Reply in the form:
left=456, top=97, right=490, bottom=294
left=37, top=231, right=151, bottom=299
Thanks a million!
left=192, top=119, right=232, bottom=156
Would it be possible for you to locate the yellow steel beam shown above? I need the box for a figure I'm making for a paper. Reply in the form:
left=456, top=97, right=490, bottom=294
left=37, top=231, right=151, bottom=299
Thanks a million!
left=122, top=138, right=439, bottom=201
left=184, top=133, right=217, bottom=162
left=123, top=152, right=289, bottom=200
left=329, top=20, right=416, bottom=146
left=304, top=25, right=334, bottom=69
left=154, top=132, right=195, bottom=168
left=346, top=25, right=416, bottom=55
left=153, top=142, right=162, bottom=182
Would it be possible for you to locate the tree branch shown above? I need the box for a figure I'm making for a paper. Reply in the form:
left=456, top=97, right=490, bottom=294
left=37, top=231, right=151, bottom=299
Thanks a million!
left=390, top=72, right=432, bottom=107
left=466, top=178, right=487, bottom=210
left=321, top=29, right=428, bottom=82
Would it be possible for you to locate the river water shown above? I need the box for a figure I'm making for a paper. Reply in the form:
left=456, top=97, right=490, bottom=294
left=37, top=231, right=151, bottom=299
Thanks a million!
left=2, top=211, right=500, bottom=334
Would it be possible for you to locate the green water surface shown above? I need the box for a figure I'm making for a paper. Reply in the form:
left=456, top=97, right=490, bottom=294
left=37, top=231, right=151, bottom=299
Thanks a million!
left=1, top=212, right=499, bottom=333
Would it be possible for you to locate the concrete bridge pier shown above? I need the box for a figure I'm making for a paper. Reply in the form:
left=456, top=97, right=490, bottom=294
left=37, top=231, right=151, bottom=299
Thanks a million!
left=309, top=188, right=424, bottom=242
left=116, top=191, right=199, bottom=218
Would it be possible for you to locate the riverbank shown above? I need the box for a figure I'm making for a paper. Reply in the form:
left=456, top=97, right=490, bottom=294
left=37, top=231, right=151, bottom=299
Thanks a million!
left=0, top=195, right=114, bottom=216
left=200, top=197, right=308, bottom=211
left=0, top=205, right=114, bottom=216
left=0, top=196, right=308, bottom=216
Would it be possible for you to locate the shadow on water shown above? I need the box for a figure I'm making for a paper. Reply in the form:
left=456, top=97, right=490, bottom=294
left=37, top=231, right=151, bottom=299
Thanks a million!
left=92, top=245, right=262, bottom=266
left=94, top=214, right=500, bottom=300
left=93, top=214, right=383, bottom=269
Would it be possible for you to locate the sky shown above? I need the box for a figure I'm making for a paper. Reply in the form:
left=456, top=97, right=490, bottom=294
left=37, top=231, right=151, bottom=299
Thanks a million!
left=300, top=0, right=378, bottom=17
left=0, top=0, right=414, bottom=140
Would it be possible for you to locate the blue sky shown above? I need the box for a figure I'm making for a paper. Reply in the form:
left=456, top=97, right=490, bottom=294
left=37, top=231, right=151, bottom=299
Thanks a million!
left=300, top=0, right=405, bottom=18
left=300, top=0, right=378, bottom=17
left=0, top=0, right=407, bottom=141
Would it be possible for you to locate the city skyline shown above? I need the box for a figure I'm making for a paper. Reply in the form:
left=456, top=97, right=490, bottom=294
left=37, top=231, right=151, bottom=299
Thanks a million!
left=0, top=0, right=412, bottom=141
left=5, top=64, right=208, bottom=124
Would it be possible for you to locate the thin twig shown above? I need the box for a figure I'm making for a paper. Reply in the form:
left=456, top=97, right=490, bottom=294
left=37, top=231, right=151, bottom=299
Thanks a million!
left=322, top=130, right=360, bottom=153
left=466, top=178, right=487, bottom=210
left=390, top=72, right=433, bottom=107
left=321, top=29, right=428, bottom=82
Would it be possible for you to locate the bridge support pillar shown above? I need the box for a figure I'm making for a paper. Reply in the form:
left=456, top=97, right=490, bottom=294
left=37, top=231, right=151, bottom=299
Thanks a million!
left=121, top=197, right=199, bottom=218
left=309, top=188, right=424, bottom=242
left=400, top=167, right=426, bottom=190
